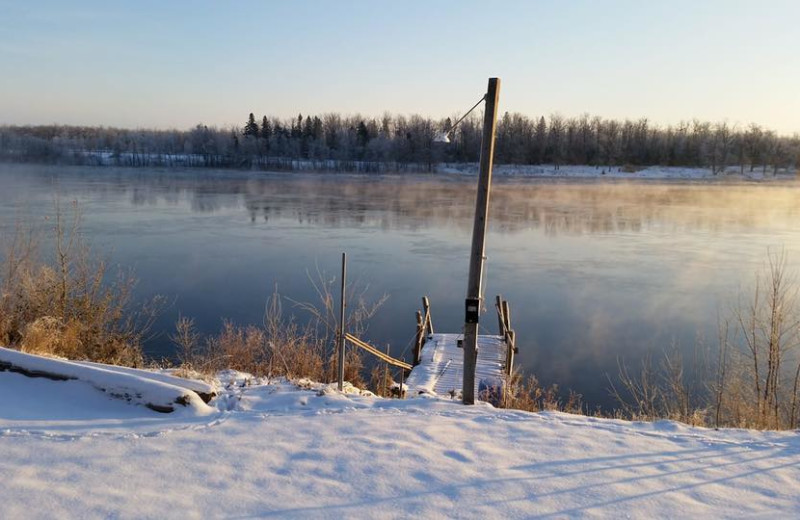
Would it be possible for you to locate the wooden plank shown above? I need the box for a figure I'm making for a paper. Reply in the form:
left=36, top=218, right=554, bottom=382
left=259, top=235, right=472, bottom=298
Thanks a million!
left=345, top=333, right=412, bottom=370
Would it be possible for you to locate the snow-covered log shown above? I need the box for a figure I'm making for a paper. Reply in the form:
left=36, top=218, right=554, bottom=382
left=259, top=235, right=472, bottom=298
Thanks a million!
left=70, top=360, right=217, bottom=403
left=0, top=347, right=213, bottom=414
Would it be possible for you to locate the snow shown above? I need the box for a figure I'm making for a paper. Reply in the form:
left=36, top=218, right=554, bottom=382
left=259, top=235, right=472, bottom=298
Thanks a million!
left=439, top=163, right=800, bottom=180
left=0, top=347, right=213, bottom=415
left=2, top=365, right=799, bottom=518
left=70, top=359, right=218, bottom=399
left=405, top=333, right=507, bottom=399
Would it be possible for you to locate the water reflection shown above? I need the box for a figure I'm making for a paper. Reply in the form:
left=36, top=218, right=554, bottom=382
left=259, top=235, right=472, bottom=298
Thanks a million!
left=54, top=168, right=800, bottom=236
left=2, top=164, right=800, bottom=410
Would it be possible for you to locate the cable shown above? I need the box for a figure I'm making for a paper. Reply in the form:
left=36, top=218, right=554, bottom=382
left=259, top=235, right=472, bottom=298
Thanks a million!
left=446, top=94, right=487, bottom=137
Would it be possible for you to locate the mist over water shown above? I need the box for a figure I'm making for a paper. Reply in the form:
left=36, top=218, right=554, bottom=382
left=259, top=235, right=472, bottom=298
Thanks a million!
left=2, top=164, right=800, bottom=410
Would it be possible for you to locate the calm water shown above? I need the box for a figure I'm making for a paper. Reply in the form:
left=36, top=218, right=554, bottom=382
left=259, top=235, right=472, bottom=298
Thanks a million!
left=3, top=164, right=800, bottom=409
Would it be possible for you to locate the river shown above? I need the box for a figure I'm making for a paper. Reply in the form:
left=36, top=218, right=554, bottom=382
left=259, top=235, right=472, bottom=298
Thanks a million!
left=2, top=163, right=800, bottom=409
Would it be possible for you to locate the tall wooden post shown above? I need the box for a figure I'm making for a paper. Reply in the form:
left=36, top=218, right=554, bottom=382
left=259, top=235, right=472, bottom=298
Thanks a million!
left=337, top=252, right=347, bottom=391
left=463, top=77, right=500, bottom=405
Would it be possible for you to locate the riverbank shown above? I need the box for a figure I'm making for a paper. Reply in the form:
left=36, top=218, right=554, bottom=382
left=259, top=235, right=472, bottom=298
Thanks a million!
left=3, top=159, right=799, bottom=182
left=4, top=163, right=800, bottom=414
left=442, top=163, right=799, bottom=181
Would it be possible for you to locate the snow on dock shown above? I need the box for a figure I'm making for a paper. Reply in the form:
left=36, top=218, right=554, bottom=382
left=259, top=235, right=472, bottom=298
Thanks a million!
left=405, top=333, right=508, bottom=398
left=401, top=296, right=516, bottom=401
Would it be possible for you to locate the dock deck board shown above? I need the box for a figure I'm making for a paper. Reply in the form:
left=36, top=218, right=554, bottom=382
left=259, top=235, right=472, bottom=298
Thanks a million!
left=405, top=333, right=508, bottom=398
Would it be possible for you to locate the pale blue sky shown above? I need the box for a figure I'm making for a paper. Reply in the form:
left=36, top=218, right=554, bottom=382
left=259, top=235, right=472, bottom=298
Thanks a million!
left=1, top=1, right=798, bottom=133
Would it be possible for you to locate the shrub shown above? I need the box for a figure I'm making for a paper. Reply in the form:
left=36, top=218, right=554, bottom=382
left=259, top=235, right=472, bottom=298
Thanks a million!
left=174, top=282, right=377, bottom=388
left=0, top=202, right=159, bottom=366
left=502, top=372, right=583, bottom=414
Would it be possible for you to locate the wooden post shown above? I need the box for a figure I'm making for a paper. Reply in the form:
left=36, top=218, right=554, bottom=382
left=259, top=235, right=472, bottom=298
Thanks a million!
left=502, top=300, right=511, bottom=332
left=495, top=295, right=505, bottom=335
left=414, top=310, right=424, bottom=366
left=506, top=329, right=516, bottom=376
left=463, top=77, right=501, bottom=405
left=501, top=300, right=515, bottom=376
left=337, top=252, right=346, bottom=391
left=422, top=296, right=433, bottom=335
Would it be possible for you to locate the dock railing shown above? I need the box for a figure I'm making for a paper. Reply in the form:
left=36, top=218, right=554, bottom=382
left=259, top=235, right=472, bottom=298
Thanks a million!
left=495, top=295, right=517, bottom=376
left=413, top=296, right=434, bottom=366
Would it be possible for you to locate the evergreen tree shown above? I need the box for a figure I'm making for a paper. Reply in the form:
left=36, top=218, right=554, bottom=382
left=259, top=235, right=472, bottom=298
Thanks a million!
left=291, top=114, right=303, bottom=139
left=244, top=113, right=259, bottom=137
left=312, top=116, right=323, bottom=141
left=533, top=116, right=547, bottom=164
left=356, top=121, right=370, bottom=147
left=261, top=116, right=272, bottom=140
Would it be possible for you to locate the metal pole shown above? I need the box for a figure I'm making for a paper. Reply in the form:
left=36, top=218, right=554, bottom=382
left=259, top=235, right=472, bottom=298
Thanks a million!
left=384, top=345, right=390, bottom=396
left=463, top=77, right=500, bottom=405
left=399, top=365, right=405, bottom=399
left=338, top=252, right=346, bottom=391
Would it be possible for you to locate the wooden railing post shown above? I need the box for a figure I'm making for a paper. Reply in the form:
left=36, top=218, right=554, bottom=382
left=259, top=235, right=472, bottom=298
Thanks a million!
left=422, top=296, right=433, bottom=335
left=495, top=295, right=506, bottom=336
left=505, top=329, right=516, bottom=376
left=414, top=310, right=425, bottom=366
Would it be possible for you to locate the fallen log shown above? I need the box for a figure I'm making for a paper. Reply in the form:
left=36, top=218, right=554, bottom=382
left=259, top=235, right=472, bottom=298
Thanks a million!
left=0, top=347, right=212, bottom=414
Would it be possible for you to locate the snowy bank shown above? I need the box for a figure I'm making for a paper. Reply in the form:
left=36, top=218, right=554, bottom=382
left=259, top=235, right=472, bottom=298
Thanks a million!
left=0, top=347, right=214, bottom=414
left=439, top=163, right=800, bottom=181
left=1, top=369, right=799, bottom=518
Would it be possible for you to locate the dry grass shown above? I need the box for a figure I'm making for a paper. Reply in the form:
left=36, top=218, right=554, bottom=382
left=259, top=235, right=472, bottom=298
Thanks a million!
left=610, top=250, right=800, bottom=430
left=502, top=372, right=584, bottom=414
left=174, top=284, right=375, bottom=388
left=0, top=202, right=160, bottom=366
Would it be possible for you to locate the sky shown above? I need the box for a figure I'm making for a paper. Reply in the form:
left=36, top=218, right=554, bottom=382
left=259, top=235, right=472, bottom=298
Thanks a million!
left=1, top=0, right=798, bottom=134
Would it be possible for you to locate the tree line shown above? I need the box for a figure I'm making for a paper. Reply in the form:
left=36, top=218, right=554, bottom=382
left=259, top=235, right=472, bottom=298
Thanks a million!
left=1, top=111, right=798, bottom=174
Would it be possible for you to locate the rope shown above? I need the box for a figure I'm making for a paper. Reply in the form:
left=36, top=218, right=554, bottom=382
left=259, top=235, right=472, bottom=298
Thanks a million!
left=397, top=330, right=418, bottom=359
left=345, top=333, right=412, bottom=370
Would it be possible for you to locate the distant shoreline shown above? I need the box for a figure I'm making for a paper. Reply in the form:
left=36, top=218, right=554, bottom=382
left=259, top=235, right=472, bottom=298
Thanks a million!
left=1, top=159, right=797, bottom=184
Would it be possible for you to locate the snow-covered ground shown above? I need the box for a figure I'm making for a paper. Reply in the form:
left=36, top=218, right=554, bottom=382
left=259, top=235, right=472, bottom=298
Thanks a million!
left=2, top=364, right=799, bottom=519
left=440, top=163, right=800, bottom=181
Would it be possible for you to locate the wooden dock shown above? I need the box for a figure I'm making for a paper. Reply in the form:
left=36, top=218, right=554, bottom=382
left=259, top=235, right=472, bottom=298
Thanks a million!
left=404, top=333, right=509, bottom=398
left=405, top=295, right=517, bottom=401
left=342, top=295, right=517, bottom=403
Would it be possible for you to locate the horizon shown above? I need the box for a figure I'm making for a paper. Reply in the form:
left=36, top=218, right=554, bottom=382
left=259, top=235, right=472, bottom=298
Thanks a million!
left=2, top=109, right=799, bottom=139
left=2, top=1, right=799, bottom=134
